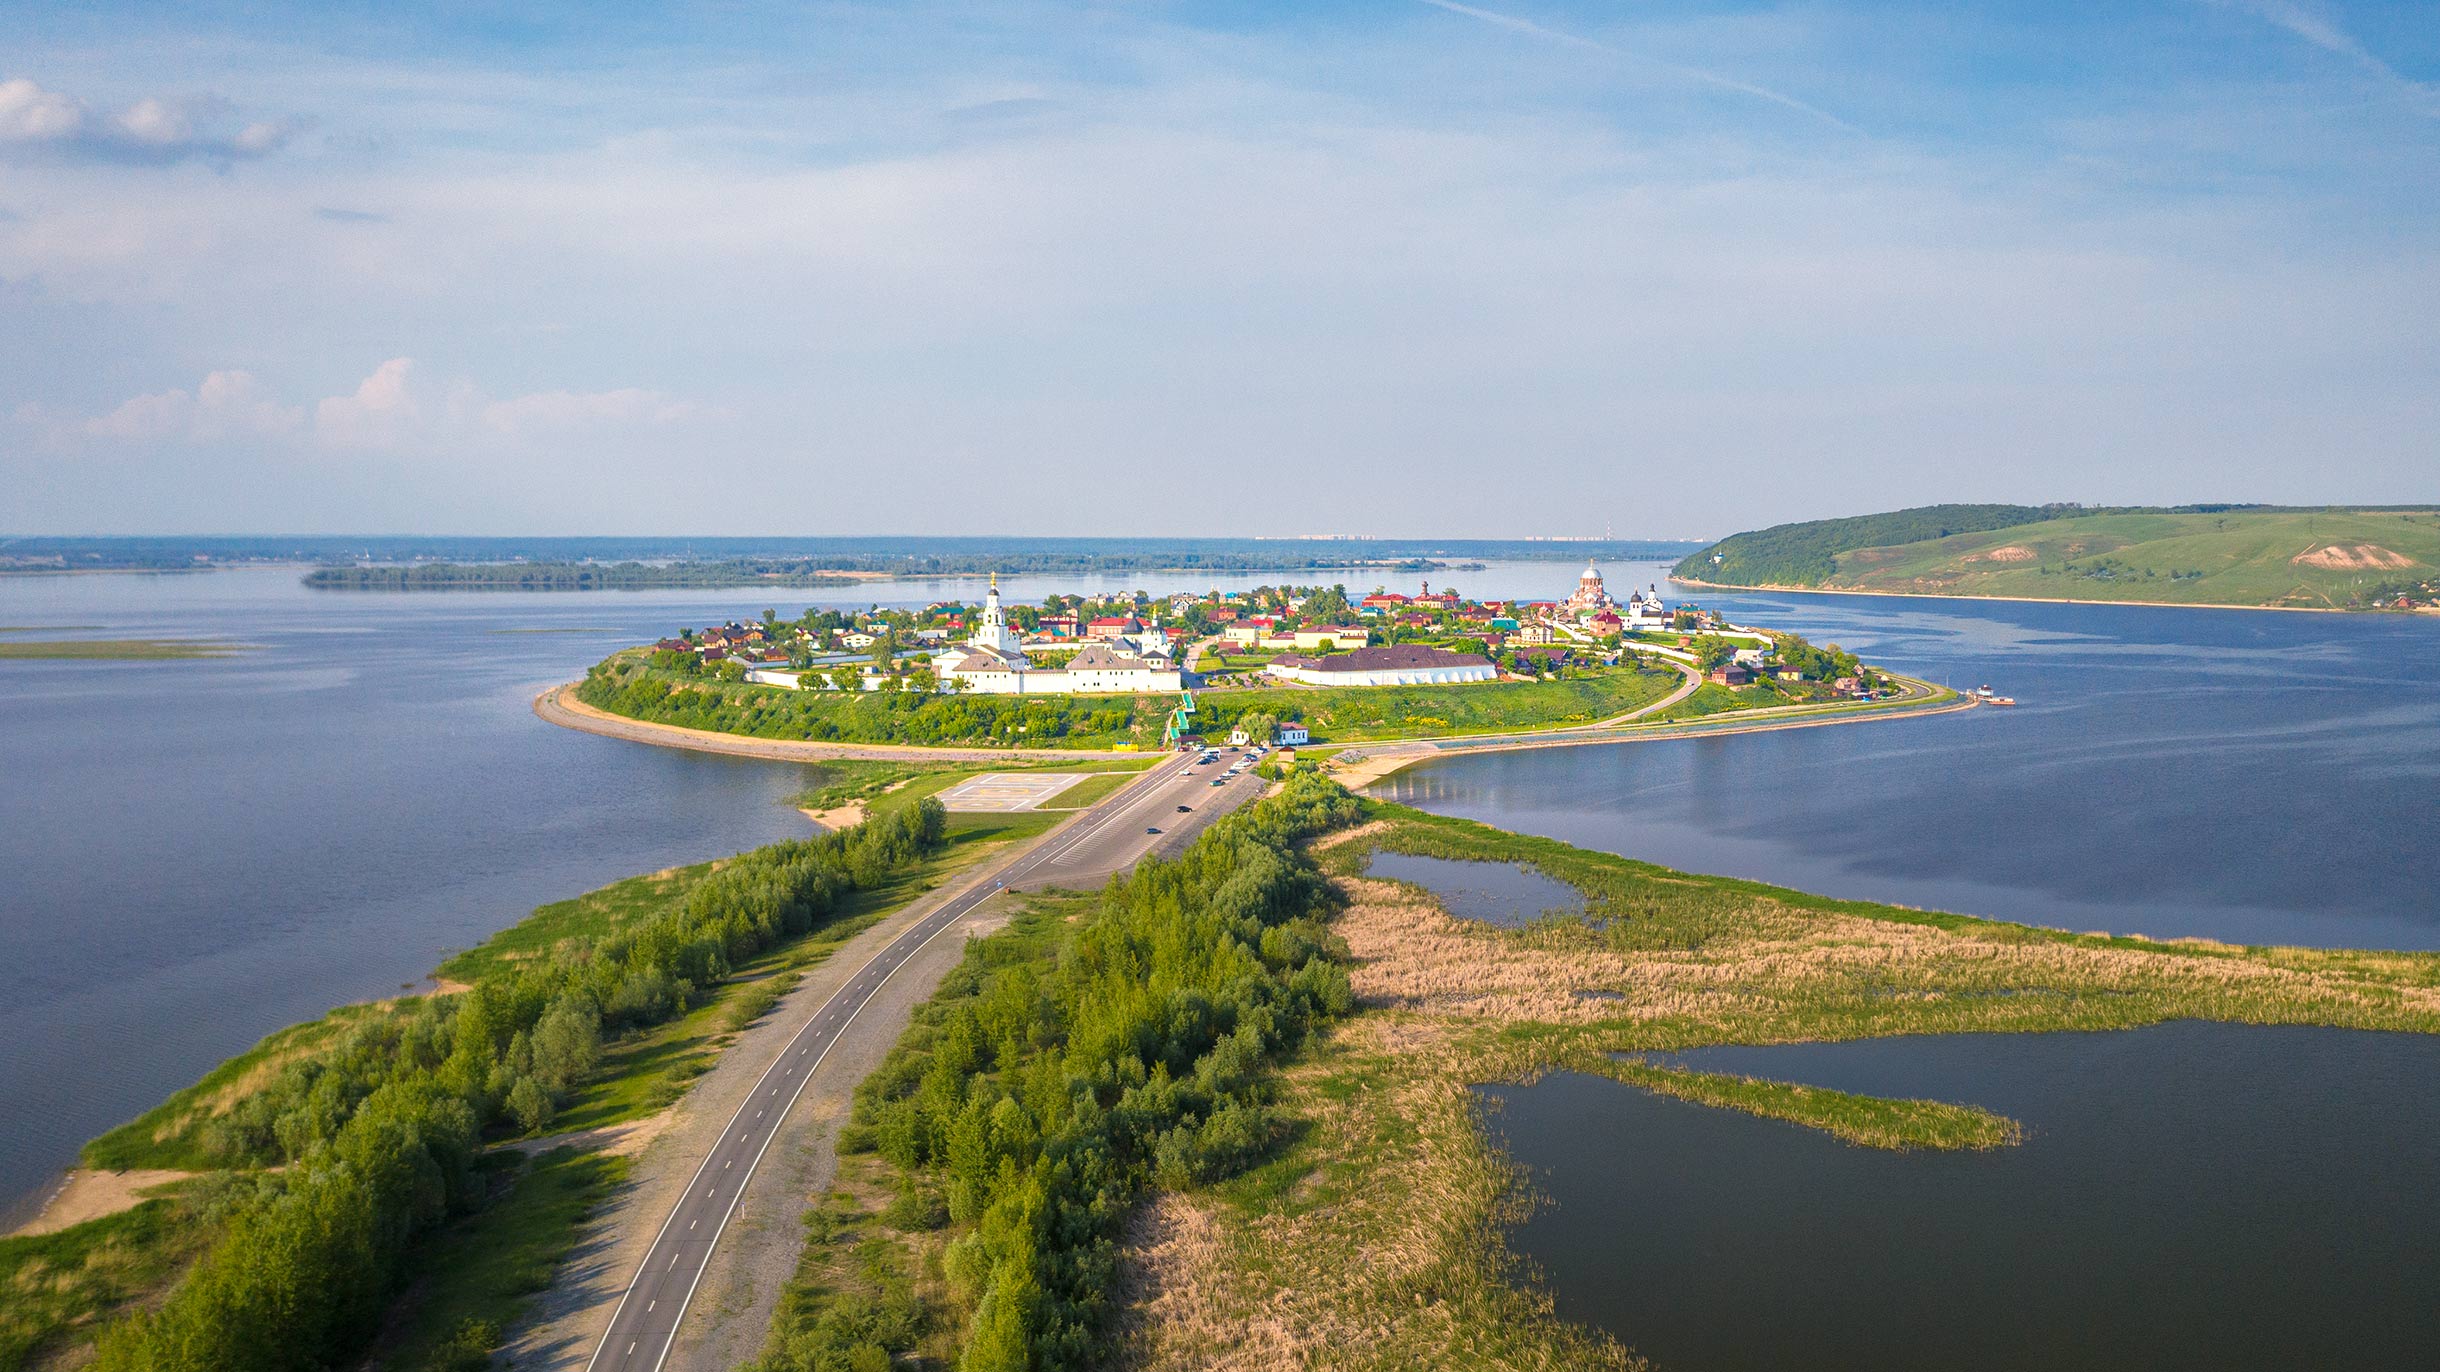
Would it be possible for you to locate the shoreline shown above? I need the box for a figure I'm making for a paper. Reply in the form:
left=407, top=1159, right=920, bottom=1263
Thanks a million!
left=1327, top=680, right=1974, bottom=789
left=1666, top=574, right=2380, bottom=615
left=535, top=683, right=1150, bottom=762
left=542, top=672, right=1967, bottom=790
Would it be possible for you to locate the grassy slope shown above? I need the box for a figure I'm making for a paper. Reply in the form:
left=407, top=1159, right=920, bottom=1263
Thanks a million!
left=0, top=1195, right=217, bottom=1372
left=374, top=1149, right=629, bottom=1371
left=49, top=814, right=1042, bottom=1371
left=1800, top=509, right=2440, bottom=607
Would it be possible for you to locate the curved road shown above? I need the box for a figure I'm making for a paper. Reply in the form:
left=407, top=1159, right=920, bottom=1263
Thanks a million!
left=579, top=751, right=1264, bottom=1372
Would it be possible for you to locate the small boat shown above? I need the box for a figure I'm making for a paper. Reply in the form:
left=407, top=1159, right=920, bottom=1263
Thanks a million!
left=1985, top=695, right=2017, bottom=706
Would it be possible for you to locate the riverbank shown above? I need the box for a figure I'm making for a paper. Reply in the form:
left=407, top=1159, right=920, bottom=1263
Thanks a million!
left=536, top=683, right=1149, bottom=761
left=546, top=669, right=1965, bottom=789
left=1325, top=674, right=1971, bottom=789
left=0, top=806, right=1005, bottom=1372
left=1102, top=798, right=2440, bottom=1369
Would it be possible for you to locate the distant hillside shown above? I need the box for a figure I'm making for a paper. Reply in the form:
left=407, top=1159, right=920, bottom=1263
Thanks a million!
left=1676, top=506, right=2440, bottom=610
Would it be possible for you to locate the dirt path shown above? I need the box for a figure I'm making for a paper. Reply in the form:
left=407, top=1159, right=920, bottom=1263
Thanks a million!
left=1592, top=661, right=1701, bottom=726
left=9, top=1169, right=193, bottom=1237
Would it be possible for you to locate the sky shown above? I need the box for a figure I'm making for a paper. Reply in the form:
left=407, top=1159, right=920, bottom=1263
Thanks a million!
left=1, top=0, right=2434, bottom=538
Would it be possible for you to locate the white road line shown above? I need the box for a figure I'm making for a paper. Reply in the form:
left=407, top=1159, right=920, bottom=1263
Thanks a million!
left=583, top=760, right=1193, bottom=1372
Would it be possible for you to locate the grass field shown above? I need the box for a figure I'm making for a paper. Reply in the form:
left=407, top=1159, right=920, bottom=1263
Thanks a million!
left=1752, top=509, right=2440, bottom=608
left=584, top=655, right=1683, bottom=749
left=0, top=639, right=249, bottom=659
left=375, top=1149, right=628, bottom=1371
left=789, top=754, right=1155, bottom=816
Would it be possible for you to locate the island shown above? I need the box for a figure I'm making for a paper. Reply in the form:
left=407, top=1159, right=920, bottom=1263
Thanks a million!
left=1677, top=503, right=2440, bottom=611
left=556, top=564, right=1960, bottom=764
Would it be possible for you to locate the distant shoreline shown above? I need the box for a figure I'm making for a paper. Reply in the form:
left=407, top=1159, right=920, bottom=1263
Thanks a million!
left=1667, top=575, right=2392, bottom=615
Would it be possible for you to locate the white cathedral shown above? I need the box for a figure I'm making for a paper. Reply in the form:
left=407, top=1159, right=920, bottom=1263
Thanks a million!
left=930, top=575, right=1189, bottom=696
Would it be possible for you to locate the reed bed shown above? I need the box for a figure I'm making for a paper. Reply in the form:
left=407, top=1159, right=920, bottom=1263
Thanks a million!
left=1106, top=798, right=2440, bottom=1368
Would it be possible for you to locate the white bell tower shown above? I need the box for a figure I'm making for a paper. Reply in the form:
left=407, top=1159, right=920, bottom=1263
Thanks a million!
left=975, top=573, right=1024, bottom=656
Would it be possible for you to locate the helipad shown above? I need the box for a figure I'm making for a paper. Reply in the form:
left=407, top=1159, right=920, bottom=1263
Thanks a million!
left=934, top=772, right=1092, bottom=812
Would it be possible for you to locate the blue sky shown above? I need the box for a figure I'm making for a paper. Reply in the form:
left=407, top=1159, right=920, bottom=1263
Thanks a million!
left=2, top=1, right=2433, bottom=536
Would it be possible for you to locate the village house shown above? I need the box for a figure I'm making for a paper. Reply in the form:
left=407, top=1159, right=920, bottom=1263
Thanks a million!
left=1290, top=625, right=1369, bottom=650
left=1709, top=662, right=1754, bottom=687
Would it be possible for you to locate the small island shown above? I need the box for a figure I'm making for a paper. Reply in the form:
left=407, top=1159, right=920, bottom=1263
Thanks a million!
left=563, top=564, right=1950, bottom=758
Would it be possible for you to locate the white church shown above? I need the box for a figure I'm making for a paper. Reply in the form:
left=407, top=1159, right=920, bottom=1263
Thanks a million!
left=930, top=576, right=1190, bottom=695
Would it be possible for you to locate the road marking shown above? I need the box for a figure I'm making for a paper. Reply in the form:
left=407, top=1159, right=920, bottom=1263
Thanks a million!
left=582, top=760, right=1193, bottom=1372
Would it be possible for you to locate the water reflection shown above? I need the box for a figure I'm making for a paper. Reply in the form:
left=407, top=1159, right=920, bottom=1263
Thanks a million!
left=1481, top=1023, right=2440, bottom=1372
left=1363, top=851, right=1583, bottom=928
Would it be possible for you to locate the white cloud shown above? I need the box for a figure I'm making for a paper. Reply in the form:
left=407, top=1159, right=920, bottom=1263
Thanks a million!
left=0, top=78, right=81, bottom=142
left=312, top=357, right=420, bottom=446
left=84, top=369, right=302, bottom=441
left=72, top=359, right=711, bottom=461
left=0, top=77, right=296, bottom=164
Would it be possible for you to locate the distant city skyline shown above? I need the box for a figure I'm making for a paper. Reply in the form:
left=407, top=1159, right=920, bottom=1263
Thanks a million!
left=3, top=1, right=2434, bottom=535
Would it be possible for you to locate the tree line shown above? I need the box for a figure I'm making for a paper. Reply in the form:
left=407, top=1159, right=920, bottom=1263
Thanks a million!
left=92, top=802, right=950, bottom=1372
left=750, top=771, right=1364, bottom=1372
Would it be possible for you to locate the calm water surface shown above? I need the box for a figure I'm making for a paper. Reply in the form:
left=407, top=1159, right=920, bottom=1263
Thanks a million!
left=1363, top=851, right=1583, bottom=927
left=1481, top=1024, right=2440, bottom=1372
left=1379, top=567, right=2440, bottom=950
left=0, top=558, right=1601, bottom=1223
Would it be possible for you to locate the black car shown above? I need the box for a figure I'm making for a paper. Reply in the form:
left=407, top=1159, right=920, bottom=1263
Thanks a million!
left=1175, top=804, right=1191, bottom=812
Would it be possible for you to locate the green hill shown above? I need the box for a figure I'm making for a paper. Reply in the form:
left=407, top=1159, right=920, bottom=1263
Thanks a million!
left=1676, top=506, right=2440, bottom=610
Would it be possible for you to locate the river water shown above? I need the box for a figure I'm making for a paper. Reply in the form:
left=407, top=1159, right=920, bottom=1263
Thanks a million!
left=1375, top=565, right=2440, bottom=951
left=1481, top=1025, right=2440, bottom=1371
left=0, top=558, right=1610, bottom=1225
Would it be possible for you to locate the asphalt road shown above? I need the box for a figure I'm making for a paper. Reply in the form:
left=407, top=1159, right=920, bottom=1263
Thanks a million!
left=580, top=749, right=1266, bottom=1372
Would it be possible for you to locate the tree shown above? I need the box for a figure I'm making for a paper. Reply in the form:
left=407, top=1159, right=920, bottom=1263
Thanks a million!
left=506, top=1075, right=554, bottom=1133
left=1234, top=711, right=1278, bottom=746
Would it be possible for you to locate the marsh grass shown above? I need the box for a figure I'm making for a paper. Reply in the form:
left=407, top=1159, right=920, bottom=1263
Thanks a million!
left=1105, top=797, right=2440, bottom=1368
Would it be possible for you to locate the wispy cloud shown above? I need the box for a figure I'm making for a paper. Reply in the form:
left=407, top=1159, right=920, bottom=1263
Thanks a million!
left=2216, top=0, right=2439, bottom=115
left=1413, top=0, right=1859, bottom=132
left=0, top=77, right=296, bottom=165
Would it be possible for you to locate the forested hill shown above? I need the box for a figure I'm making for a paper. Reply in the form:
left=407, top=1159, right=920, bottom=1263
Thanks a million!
left=1674, top=506, right=2440, bottom=610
